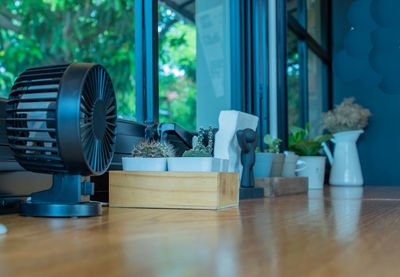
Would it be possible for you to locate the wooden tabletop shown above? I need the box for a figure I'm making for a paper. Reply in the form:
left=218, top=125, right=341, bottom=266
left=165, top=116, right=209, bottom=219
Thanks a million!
left=1, top=186, right=400, bottom=277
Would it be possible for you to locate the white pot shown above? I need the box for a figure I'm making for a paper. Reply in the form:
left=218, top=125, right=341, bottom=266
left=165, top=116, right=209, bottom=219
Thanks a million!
left=297, top=156, right=326, bottom=189
left=270, top=153, right=285, bottom=177
left=167, top=157, right=222, bottom=172
left=219, top=159, right=229, bottom=172
left=326, top=130, right=364, bottom=186
left=253, top=152, right=274, bottom=178
left=282, top=151, right=307, bottom=177
left=122, top=157, right=167, bottom=171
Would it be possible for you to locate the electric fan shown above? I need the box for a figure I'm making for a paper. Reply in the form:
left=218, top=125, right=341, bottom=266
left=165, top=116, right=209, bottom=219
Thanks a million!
left=6, top=63, right=117, bottom=217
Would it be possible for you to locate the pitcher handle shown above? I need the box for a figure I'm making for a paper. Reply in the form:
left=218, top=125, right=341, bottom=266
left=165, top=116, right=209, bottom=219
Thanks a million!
left=322, top=142, right=334, bottom=166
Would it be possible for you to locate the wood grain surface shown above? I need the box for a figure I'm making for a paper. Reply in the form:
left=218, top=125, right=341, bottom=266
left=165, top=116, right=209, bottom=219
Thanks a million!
left=1, top=186, right=400, bottom=277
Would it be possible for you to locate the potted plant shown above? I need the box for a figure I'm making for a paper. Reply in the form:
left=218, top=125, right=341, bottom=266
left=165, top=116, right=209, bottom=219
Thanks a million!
left=168, top=126, right=227, bottom=172
left=253, top=135, right=283, bottom=178
left=122, top=141, right=175, bottom=171
left=265, top=135, right=285, bottom=177
left=289, top=124, right=332, bottom=189
left=322, top=97, right=372, bottom=186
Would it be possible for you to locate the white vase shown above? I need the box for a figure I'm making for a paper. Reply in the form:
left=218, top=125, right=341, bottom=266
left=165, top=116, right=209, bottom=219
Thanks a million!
left=167, top=157, right=222, bottom=172
left=122, top=157, right=167, bottom=171
left=325, top=130, right=364, bottom=186
left=297, top=156, right=326, bottom=189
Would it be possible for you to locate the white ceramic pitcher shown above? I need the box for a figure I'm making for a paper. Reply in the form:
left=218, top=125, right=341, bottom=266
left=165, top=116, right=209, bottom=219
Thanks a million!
left=323, top=130, right=364, bottom=186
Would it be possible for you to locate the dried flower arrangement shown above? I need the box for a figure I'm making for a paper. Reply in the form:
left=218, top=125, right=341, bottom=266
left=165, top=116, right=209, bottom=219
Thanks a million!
left=322, top=97, right=372, bottom=134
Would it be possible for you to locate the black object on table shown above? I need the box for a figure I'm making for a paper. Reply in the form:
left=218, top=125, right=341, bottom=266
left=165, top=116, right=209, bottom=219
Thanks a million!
left=237, top=129, right=264, bottom=200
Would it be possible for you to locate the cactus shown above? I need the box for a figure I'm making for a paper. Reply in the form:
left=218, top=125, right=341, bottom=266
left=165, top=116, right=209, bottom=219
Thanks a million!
left=182, top=126, right=214, bottom=157
left=131, top=141, right=175, bottom=158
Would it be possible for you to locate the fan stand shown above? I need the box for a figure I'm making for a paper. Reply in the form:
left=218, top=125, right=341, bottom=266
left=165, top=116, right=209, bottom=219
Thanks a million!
left=20, top=174, right=102, bottom=217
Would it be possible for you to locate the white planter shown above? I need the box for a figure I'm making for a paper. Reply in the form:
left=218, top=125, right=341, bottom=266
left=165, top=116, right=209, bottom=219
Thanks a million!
left=282, top=151, right=307, bottom=177
left=270, top=153, right=285, bottom=177
left=122, top=157, right=167, bottom=171
left=326, top=130, right=364, bottom=186
left=297, top=156, right=326, bottom=189
left=253, top=152, right=274, bottom=178
left=167, top=157, right=222, bottom=172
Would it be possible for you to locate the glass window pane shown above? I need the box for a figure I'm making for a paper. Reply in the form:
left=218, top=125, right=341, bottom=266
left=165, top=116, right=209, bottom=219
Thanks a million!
left=196, top=0, right=232, bottom=129
left=287, top=0, right=298, bottom=19
left=0, top=0, right=135, bottom=120
left=307, top=0, right=323, bottom=46
left=308, top=50, right=325, bottom=137
left=287, top=30, right=300, bottom=129
left=158, top=2, right=196, bottom=131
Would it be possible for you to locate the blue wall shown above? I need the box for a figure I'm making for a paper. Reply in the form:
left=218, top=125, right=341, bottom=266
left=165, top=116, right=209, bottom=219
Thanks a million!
left=332, top=1, right=400, bottom=186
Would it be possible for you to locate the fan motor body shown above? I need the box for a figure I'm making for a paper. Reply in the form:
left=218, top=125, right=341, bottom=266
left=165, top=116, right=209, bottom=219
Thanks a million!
left=6, top=63, right=117, bottom=176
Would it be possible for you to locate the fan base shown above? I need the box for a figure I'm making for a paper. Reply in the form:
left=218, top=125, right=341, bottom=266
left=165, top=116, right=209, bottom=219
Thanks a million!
left=20, top=201, right=102, bottom=217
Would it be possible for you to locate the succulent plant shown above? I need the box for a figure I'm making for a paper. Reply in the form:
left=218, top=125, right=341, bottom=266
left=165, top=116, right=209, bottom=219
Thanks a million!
left=131, top=141, right=175, bottom=158
left=182, top=126, right=213, bottom=157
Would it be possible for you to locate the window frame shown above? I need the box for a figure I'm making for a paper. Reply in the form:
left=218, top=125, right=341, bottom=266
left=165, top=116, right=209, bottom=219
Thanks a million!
left=136, top=0, right=331, bottom=150
left=284, top=0, right=332, bottom=135
left=135, top=0, right=159, bottom=125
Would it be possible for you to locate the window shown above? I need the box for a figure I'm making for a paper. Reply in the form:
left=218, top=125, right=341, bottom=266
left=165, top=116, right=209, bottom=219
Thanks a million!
left=307, top=0, right=324, bottom=47
left=157, top=0, right=234, bottom=133
left=286, top=0, right=330, bottom=136
left=287, top=30, right=300, bottom=129
left=158, top=2, right=196, bottom=131
left=0, top=0, right=135, bottom=120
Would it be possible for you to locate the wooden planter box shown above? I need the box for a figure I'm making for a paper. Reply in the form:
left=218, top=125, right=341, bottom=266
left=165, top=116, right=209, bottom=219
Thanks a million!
left=109, top=171, right=239, bottom=210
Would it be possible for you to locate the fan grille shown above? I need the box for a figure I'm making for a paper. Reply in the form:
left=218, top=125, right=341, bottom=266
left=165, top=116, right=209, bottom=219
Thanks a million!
left=6, top=64, right=69, bottom=173
left=80, top=65, right=117, bottom=173
left=6, top=63, right=117, bottom=175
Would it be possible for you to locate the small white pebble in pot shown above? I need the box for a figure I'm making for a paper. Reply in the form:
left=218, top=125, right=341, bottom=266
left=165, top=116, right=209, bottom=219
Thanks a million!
left=0, top=224, right=7, bottom=235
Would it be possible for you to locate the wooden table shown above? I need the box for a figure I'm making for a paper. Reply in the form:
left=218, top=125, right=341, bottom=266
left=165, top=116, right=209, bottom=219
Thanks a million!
left=1, top=186, right=400, bottom=277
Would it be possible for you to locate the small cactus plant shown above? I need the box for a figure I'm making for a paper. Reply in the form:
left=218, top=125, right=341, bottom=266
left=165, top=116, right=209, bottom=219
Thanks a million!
left=131, top=141, right=175, bottom=158
left=182, top=126, right=214, bottom=157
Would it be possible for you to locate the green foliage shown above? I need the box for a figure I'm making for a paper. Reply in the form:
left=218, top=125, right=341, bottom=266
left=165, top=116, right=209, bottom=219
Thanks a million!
left=158, top=5, right=197, bottom=131
left=287, top=30, right=300, bottom=128
left=263, top=135, right=282, bottom=153
left=131, top=141, right=175, bottom=158
left=0, top=0, right=136, bottom=119
left=289, top=123, right=332, bottom=156
left=182, top=126, right=213, bottom=157
left=0, top=2, right=197, bottom=130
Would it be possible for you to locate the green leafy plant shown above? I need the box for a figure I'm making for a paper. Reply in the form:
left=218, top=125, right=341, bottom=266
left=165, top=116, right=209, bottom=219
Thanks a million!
left=289, top=124, right=332, bottom=156
left=182, top=126, right=213, bottom=157
left=263, top=135, right=282, bottom=153
left=131, top=141, right=175, bottom=158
